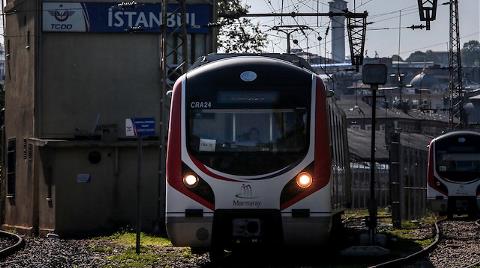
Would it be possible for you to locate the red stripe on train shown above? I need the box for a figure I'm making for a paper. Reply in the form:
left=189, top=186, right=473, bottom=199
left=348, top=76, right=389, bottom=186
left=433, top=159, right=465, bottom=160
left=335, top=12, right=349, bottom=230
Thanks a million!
left=427, top=142, right=447, bottom=196
left=166, top=79, right=214, bottom=210
left=281, top=77, right=332, bottom=210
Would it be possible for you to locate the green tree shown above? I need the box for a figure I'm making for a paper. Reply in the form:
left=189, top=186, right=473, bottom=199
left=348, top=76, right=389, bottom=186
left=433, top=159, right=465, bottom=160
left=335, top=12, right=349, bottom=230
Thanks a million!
left=391, top=54, right=403, bottom=61
left=462, top=40, right=480, bottom=66
left=406, top=51, right=426, bottom=62
left=216, top=0, right=267, bottom=53
left=406, top=50, right=440, bottom=62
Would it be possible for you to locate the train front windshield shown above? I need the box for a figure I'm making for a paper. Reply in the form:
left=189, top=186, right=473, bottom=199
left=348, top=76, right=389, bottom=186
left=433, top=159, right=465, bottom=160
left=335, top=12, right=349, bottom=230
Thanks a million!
left=435, top=134, right=480, bottom=182
left=187, top=90, right=310, bottom=176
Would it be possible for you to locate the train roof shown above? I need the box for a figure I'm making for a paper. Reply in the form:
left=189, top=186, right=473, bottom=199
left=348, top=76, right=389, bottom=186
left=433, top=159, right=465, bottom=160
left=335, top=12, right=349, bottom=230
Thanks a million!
left=185, top=55, right=317, bottom=90
left=190, top=53, right=315, bottom=73
left=432, top=129, right=480, bottom=142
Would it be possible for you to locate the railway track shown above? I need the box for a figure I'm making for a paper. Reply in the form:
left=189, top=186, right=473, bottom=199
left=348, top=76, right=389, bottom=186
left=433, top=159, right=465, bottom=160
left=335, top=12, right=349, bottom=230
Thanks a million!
left=0, top=230, right=24, bottom=260
left=372, top=217, right=480, bottom=268
left=426, top=218, right=480, bottom=268
left=1, top=217, right=477, bottom=267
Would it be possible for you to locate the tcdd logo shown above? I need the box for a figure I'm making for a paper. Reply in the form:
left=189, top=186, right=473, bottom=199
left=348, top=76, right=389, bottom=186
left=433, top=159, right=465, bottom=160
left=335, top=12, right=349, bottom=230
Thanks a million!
left=48, top=5, right=75, bottom=22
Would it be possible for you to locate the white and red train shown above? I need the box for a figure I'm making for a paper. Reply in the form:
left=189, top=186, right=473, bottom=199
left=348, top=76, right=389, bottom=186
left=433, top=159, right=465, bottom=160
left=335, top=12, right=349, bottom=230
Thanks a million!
left=166, top=55, right=350, bottom=256
left=427, top=130, right=480, bottom=218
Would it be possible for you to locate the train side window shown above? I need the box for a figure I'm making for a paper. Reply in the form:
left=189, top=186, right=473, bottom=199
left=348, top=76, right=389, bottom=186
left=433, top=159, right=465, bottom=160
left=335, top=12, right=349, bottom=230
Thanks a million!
left=337, top=118, right=342, bottom=166
left=329, top=108, right=335, bottom=159
left=6, top=138, right=16, bottom=197
left=342, top=119, right=346, bottom=166
left=334, top=114, right=339, bottom=163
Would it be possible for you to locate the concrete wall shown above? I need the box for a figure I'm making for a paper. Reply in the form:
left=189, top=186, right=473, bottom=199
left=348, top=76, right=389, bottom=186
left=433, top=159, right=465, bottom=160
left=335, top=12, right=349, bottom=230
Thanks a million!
left=3, top=0, right=39, bottom=233
left=40, top=33, right=163, bottom=138
left=36, top=142, right=160, bottom=235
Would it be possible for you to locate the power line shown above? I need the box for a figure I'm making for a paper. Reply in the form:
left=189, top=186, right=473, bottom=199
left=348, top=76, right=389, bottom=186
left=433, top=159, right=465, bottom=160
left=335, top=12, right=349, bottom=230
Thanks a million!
left=355, top=0, right=376, bottom=9
left=398, top=31, right=479, bottom=56
left=369, top=5, right=418, bottom=19
left=369, top=9, right=418, bottom=25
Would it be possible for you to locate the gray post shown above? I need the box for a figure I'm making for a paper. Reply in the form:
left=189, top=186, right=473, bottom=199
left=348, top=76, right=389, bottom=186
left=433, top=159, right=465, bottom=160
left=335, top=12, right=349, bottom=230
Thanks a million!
left=369, top=84, right=378, bottom=243
left=362, top=64, right=387, bottom=245
left=389, top=131, right=401, bottom=228
left=286, top=32, right=291, bottom=54
left=136, top=137, right=143, bottom=254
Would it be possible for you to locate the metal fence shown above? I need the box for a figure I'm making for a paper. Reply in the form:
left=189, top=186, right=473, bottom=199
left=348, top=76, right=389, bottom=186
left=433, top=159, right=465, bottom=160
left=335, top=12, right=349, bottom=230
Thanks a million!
left=350, top=162, right=390, bottom=209
left=400, top=147, right=428, bottom=220
left=350, top=135, right=429, bottom=220
left=0, top=125, right=4, bottom=224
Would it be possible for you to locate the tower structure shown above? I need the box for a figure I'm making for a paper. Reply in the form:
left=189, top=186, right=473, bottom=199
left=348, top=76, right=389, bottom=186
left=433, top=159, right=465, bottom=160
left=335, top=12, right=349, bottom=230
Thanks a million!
left=329, top=0, right=347, bottom=63
left=447, top=0, right=464, bottom=127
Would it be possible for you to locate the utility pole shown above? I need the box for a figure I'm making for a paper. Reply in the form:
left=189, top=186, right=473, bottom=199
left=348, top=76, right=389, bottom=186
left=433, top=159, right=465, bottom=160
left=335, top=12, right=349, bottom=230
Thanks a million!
left=417, top=0, right=464, bottom=126
left=397, top=10, right=403, bottom=107
left=392, top=9, right=405, bottom=111
left=271, top=25, right=312, bottom=54
left=444, top=0, right=465, bottom=128
left=159, top=0, right=189, bottom=233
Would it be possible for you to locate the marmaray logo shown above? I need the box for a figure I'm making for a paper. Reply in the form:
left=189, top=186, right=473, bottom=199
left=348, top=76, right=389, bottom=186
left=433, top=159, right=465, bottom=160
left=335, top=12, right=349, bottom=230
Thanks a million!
left=235, top=184, right=257, bottom=199
left=48, top=5, right=75, bottom=22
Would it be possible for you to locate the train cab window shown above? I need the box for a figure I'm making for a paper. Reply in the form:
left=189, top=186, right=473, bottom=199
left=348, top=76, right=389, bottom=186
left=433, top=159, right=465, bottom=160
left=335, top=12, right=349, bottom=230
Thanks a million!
left=188, top=108, right=309, bottom=176
left=435, top=134, right=480, bottom=182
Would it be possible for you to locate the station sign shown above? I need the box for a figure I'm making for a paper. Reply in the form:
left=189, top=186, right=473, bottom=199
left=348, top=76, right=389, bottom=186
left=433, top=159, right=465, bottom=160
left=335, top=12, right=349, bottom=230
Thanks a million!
left=43, top=2, right=212, bottom=33
left=125, top=117, right=156, bottom=137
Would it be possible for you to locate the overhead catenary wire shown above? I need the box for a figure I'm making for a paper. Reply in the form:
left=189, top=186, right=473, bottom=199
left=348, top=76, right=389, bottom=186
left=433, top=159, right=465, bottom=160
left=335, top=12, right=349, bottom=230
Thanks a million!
left=239, top=1, right=427, bottom=61
left=235, top=1, right=461, bottom=61
left=354, top=0, right=376, bottom=10
left=399, top=31, right=480, bottom=56
left=369, top=4, right=418, bottom=19
left=369, top=9, right=418, bottom=25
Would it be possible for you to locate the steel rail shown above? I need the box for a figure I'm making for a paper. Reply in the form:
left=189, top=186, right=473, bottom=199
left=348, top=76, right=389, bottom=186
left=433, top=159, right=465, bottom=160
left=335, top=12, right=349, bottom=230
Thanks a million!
left=368, top=218, right=444, bottom=268
left=0, top=230, right=24, bottom=259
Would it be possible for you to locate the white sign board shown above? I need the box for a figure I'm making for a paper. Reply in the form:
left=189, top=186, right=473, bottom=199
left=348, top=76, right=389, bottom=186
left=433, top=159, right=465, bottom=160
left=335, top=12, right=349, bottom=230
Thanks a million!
left=43, top=3, right=88, bottom=32
left=199, top=139, right=216, bottom=152
left=125, top=119, right=135, bottom=137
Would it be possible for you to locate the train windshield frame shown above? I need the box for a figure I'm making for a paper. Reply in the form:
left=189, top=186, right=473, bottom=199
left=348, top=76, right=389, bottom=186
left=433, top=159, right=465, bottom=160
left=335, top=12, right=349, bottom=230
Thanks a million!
left=435, top=134, right=480, bottom=182
left=186, top=87, right=311, bottom=176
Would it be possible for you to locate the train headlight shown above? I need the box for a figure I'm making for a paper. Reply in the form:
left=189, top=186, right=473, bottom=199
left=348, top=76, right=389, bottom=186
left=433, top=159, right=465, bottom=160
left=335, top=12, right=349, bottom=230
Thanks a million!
left=183, top=174, right=199, bottom=188
left=296, top=172, right=312, bottom=189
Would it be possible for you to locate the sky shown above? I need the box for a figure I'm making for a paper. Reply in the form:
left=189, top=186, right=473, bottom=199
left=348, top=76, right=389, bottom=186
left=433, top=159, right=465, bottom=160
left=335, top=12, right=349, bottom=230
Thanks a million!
left=243, top=0, right=480, bottom=59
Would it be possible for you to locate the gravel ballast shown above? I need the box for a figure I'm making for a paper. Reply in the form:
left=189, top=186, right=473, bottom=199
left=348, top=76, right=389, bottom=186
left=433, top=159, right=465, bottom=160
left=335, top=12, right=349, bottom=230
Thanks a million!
left=1, top=235, right=208, bottom=268
left=427, top=220, right=480, bottom=268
